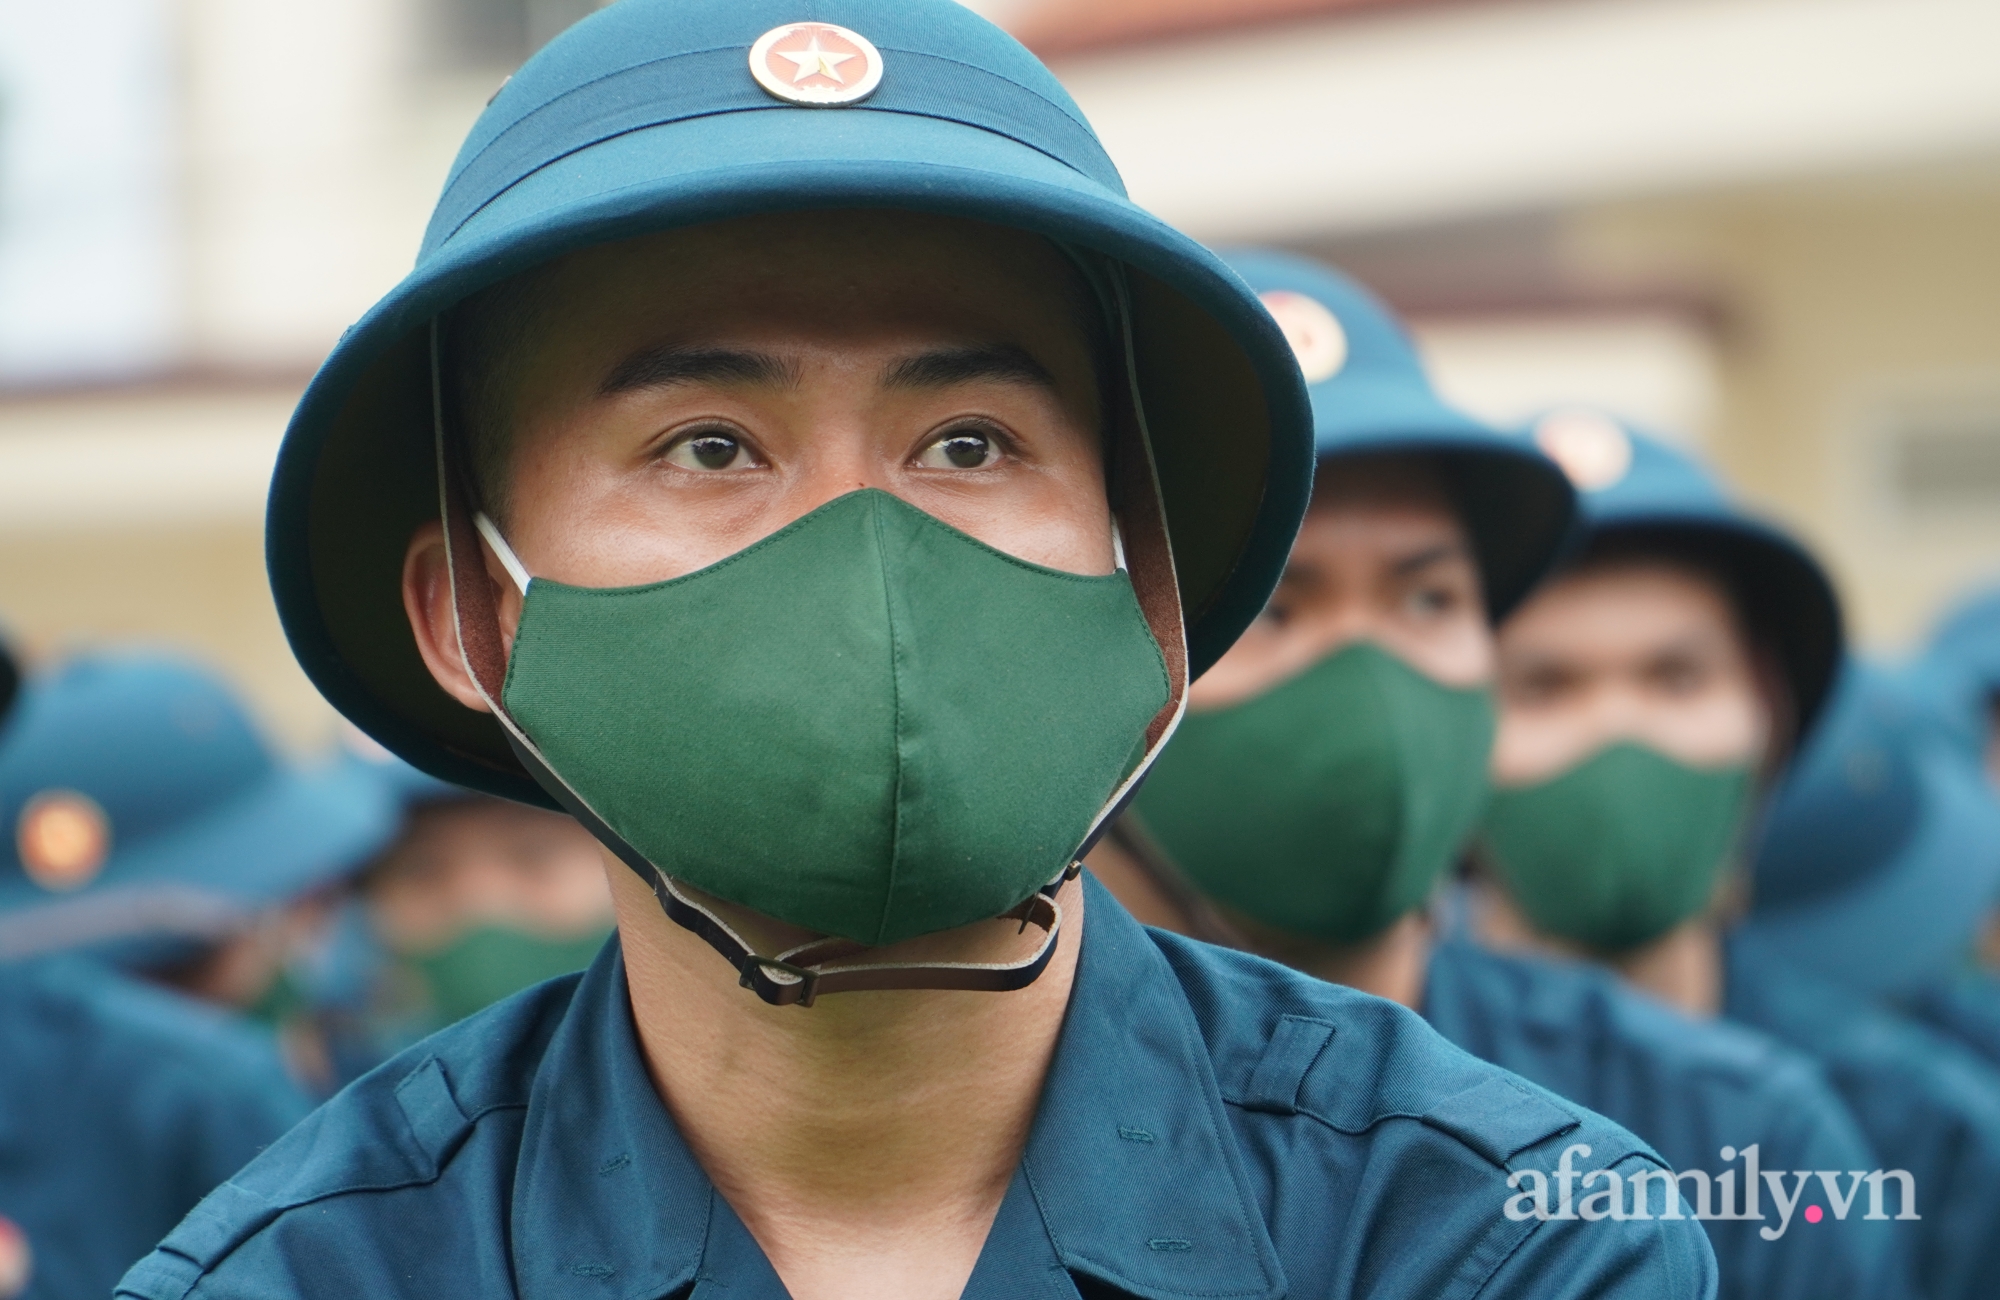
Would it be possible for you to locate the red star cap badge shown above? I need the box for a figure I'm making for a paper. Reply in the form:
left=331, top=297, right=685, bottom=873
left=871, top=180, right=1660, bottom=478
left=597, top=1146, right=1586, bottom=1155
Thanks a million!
left=16, top=789, right=112, bottom=892
left=0, top=1215, right=31, bottom=1300
left=749, top=22, right=884, bottom=107
left=1260, top=290, right=1349, bottom=385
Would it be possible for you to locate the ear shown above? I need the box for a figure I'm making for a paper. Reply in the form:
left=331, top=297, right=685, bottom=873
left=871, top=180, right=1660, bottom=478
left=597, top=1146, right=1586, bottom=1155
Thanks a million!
left=402, top=519, right=526, bottom=713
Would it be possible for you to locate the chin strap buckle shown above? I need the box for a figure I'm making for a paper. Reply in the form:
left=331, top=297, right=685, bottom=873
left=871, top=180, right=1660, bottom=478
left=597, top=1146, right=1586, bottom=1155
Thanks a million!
left=651, top=862, right=1081, bottom=1009
left=738, top=954, right=824, bottom=1008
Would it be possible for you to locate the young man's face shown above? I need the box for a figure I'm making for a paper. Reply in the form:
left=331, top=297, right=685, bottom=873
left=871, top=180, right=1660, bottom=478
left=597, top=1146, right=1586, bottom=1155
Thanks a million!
left=1189, top=457, right=1492, bottom=711
left=440, top=209, right=1110, bottom=607
left=1491, top=561, right=1771, bottom=786
left=365, top=800, right=613, bottom=955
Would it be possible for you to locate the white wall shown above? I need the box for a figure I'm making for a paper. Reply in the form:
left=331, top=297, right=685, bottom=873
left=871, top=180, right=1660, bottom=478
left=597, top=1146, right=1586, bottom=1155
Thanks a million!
left=1051, top=0, right=2000, bottom=243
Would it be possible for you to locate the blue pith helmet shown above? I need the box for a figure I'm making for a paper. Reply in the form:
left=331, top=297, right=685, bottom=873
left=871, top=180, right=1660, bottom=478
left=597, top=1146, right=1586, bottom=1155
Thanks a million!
left=1912, top=581, right=2000, bottom=758
left=1218, top=249, right=1576, bottom=621
left=1521, top=410, right=1844, bottom=743
left=266, top=0, right=1314, bottom=808
left=1739, top=659, right=2000, bottom=996
left=0, top=654, right=398, bottom=963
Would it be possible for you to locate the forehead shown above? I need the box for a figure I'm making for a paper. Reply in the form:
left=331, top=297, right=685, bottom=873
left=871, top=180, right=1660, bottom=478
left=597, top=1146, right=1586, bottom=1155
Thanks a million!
left=1291, top=455, right=1467, bottom=560
left=1506, top=560, right=1743, bottom=656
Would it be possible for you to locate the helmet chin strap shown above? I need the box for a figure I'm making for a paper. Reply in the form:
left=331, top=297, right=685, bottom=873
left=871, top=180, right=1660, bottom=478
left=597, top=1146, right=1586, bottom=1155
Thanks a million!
left=426, top=266, right=1187, bottom=1007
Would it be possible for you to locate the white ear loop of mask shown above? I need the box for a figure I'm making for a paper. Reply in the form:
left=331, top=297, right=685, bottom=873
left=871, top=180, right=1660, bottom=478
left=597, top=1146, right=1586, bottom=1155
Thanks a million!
left=1111, top=519, right=1127, bottom=573
left=474, top=512, right=533, bottom=596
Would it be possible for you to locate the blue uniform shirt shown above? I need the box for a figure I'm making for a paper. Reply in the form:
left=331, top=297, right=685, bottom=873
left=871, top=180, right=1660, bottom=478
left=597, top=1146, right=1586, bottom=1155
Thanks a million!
left=1726, top=937, right=2000, bottom=1300
left=0, top=957, right=310, bottom=1300
left=1905, top=973, right=2000, bottom=1071
left=1425, top=939, right=1905, bottom=1300
left=121, top=883, right=1715, bottom=1300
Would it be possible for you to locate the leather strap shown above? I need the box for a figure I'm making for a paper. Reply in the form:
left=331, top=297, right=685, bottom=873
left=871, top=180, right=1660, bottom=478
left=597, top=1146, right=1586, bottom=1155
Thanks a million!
left=429, top=259, right=1188, bottom=1004
left=656, top=864, right=1077, bottom=1008
left=499, top=718, right=1077, bottom=1007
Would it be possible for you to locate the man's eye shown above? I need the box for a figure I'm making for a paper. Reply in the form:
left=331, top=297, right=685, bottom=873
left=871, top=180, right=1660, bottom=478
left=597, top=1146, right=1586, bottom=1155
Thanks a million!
left=664, top=431, right=752, bottom=471
left=1406, top=585, right=1458, bottom=618
left=918, top=429, right=999, bottom=470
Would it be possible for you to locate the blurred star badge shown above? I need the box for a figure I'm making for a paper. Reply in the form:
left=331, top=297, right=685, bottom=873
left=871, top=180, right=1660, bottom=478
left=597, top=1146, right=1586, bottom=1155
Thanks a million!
left=1535, top=409, right=1634, bottom=491
left=17, top=789, right=112, bottom=892
left=749, top=22, right=884, bottom=106
left=1259, top=290, right=1348, bottom=384
left=0, top=1215, right=29, bottom=1300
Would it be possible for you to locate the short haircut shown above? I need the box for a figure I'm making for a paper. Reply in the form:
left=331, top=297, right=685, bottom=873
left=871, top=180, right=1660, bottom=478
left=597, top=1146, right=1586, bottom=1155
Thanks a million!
left=444, top=261, right=568, bottom=525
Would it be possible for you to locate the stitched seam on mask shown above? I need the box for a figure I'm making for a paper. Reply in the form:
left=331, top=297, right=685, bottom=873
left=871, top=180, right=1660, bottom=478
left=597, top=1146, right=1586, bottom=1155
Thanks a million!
left=545, top=494, right=878, bottom=597
left=900, top=503, right=1131, bottom=585
left=873, top=499, right=907, bottom=949
left=539, top=493, right=1129, bottom=601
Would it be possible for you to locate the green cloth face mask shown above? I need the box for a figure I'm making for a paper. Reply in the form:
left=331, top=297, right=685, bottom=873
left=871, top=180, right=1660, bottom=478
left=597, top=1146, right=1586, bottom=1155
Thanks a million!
left=1133, top=642, right=1495, bottom=943
left=490, top=488, right=1170, bottom=948
left=411, top=923, right=612, bottom=1026
left=1481, top=742, right=1754, bottom=952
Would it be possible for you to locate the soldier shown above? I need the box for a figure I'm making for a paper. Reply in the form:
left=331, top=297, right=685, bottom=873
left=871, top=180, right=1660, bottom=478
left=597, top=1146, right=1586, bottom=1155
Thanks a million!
left=119, top=4, right=1712, bottom=1298
left=1091, top=250, right=1898, bottom=1300
left=0, top=652, right=379, bottom=1299
left=1896, top=586, right=2000, bottom=1062
left=321, top=751, right=614, bottom=1081
left=1470, top=417, right=2000, bottom=1300
left=1741, top=658, right=2000, bottom=1051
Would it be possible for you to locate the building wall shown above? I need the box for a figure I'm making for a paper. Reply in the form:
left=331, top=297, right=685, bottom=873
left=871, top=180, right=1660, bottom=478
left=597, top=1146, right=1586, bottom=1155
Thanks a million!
left=0, top=385, right=330, bottom=749
left=1582, top=179, right=2000, bottom=651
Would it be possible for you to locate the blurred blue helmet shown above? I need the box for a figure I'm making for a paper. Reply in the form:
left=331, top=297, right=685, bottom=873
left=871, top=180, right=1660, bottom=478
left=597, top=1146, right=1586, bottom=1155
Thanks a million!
left=266, top=0, right=1315, bottom=807
left=1913, top=581, right=2000, bottom=758
left=0, top=654, right=398, bottom=961
left=338, top=726, right=481, bottom=812
left=1523, top=410, right=1844, bottom=744
left=1740, top=659, right=2000, bottom=996
left=1217, top=249, right=1576, bottom=621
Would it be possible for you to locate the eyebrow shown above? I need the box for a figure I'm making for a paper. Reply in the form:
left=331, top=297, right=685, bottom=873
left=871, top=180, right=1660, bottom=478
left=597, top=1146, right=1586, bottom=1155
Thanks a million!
left=599, top=346, right=800, bottom=396
left=1645, top=630, right=1730, bottom=662
left=881, top=344, right=1059, bottom=393
left=1390, top=541, right=1470, bottom=577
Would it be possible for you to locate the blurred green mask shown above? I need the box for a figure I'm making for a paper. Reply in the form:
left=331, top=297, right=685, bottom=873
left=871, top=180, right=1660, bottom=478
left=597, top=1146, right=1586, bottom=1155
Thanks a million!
left=1481, top=742, right=1753, bottom=952
left=412, top=924, right=613, bottom=1026
left=1134, top=642, right=1495, bottom=943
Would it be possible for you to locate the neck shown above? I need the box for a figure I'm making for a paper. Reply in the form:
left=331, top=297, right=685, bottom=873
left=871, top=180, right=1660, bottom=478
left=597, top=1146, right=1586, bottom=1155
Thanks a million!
left=1472, top=882, right=1722, bottom=1017
left=609, top=859, right=1080, bottom=1300
left=1244, top=909, right=1433, bottom=1009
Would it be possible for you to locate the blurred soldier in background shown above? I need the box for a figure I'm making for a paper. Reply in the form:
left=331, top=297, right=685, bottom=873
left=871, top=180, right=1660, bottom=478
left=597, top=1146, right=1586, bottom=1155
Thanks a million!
left=1091, top=250, right=1899, bottom=1300
left=311, top=749, right=613, bottom=1084
left=1468, top=419, right=2000, bottom=1300
left=0, top=650, right=385, bottom=1299
left=1742, top=659, right=2000, bottom=1063
left=1894, top=585, right=2000, bottom=1061
left=1914, top=584, right=2000, bottom=788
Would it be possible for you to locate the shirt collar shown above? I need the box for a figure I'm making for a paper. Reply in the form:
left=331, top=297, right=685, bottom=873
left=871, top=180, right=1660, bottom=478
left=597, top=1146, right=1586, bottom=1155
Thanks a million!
left=511, top=878, right=1283, bottom=1300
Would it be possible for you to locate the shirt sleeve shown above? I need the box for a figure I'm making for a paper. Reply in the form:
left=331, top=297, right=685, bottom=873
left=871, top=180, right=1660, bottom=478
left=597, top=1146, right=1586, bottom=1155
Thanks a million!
left=1474, top=1152, right=1719, bottom=1300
